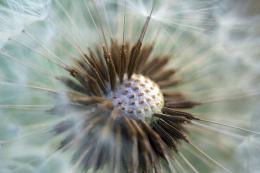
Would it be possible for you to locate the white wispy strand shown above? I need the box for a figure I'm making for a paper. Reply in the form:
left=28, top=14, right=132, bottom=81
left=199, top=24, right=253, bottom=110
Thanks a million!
left=121, top=0, right=216, bottom=32
left=0, top=0, right=51, bottom=48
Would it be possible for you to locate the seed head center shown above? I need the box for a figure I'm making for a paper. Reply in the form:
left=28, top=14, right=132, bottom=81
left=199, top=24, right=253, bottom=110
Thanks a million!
left=108, top=74, right=164, bottom=120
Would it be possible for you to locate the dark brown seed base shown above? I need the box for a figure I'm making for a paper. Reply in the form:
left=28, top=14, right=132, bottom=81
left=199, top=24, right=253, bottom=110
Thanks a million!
left=49, top=8, right=201, bottom=173
left=51, top=37, right=201, bottom=172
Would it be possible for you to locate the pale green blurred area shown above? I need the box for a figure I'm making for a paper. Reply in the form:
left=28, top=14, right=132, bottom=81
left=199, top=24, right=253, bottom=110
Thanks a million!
left=0, top=0, right=260, bottom=173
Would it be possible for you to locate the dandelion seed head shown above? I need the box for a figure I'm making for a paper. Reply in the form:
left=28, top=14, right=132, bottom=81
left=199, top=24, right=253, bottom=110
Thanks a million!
left=1, top=0, right=260, bottom=172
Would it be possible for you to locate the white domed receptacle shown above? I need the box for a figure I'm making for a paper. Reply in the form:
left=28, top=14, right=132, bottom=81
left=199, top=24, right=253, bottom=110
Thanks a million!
left=108, top=74, right=164, bottom=120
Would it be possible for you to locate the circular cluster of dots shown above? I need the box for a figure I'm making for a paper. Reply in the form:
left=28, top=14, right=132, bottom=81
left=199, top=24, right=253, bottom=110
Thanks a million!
left=109, top=74, right=164, bottom=120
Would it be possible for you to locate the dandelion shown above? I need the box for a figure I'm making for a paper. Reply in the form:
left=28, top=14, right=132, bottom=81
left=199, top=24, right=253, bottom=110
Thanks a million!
left=0, top=0, right=260, bottom=173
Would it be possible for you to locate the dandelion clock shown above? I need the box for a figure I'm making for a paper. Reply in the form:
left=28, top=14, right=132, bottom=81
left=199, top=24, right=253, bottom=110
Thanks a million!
left=0, top=0, right=260, bottom=173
